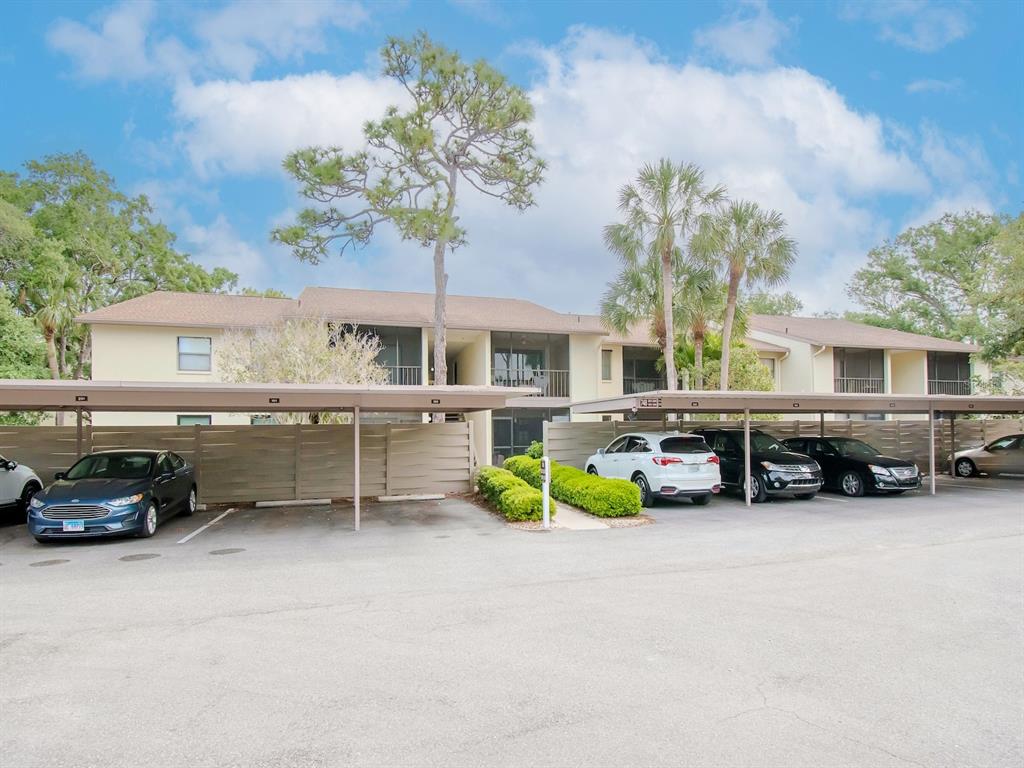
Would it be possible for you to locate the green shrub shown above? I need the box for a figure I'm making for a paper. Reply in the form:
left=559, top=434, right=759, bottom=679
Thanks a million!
left=475, top=465, right=552, bottom=522
left=525, top=440, right=544, bottom=459
left=503, top=455, right=641, bottom=518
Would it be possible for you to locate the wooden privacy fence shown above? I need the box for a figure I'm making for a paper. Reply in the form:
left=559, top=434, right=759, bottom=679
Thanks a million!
left=544, top=418, right=1024, bottom=472
left=0, top=422, right=474, bottom=504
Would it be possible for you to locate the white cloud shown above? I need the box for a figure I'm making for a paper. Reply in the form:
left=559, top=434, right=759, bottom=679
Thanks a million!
left=906, top=77, right=963, bottom=94
left=694, top=0, right=792, bottom=68
left=47, top=0, right=368, bottom=82
left=193, top=1, right=369, bottom=80
left=841, top=1, right=970, bottom=52
left=172, top=72, right=407, bottom=176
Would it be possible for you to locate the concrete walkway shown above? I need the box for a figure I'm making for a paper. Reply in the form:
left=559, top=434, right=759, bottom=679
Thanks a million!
left=554, top=503, right=609, bottom=530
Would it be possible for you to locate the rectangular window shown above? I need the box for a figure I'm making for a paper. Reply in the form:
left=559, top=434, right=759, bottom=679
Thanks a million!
left=177, top=415, right=211, bottom=426
left=250, top=415, right=274, bottom=425
left=178, top=336, right=212, bottom=372
left=601, top=349, right=612, bottom=381
left=758, top=357, right=776, bottom=377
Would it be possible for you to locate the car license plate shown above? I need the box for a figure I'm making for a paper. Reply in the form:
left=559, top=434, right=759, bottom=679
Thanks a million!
left=62, top=520, right=85, bottom=532
left=688, top=465, right=701, bottom=473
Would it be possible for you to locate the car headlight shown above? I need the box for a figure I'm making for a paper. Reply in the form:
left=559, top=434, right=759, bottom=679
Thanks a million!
left=108, top=493, right=144, bottom=507
left=912, top=464, right=919, bottom=476
left=868, top=465, right=893, bottom=476
left=29, top=496, right=45, bottom=509
left=761, top=461, right=783, bottom=471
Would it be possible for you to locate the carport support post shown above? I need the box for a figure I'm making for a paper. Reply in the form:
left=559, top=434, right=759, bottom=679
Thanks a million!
left=928, top=407, right=936, bottom=496
left=743, top=408, right=752, bottom=507
left=819, top=411, right=824, bottom=437
left=75, top=407, right=83, bottom=459
left=354, top=406, right=361, bottom=531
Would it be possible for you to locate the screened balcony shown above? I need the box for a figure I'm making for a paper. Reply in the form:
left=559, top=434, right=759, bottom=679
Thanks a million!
left=491, top=332, right=570, bottom=398
left=335, top=324, right=422, bottom=386
left=928, top=351, right=971, bottom=395
left=834, top=348, right=885, bottom=393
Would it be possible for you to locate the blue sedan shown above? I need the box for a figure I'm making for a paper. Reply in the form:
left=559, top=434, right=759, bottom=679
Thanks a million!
left=28, top=450, right=197, bottom=542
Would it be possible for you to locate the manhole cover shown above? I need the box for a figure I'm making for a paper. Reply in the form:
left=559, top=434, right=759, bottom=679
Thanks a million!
left=29, top=559, right=69, bottom=567
left=209, top=548, right=245, bottom=555
left=119, top=553, right=160, bottom=562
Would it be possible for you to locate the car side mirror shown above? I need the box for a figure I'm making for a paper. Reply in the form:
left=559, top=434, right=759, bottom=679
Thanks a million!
left=597, top=448, right=606, bottom=455
left=2, top=460, right=15, bottom=470
left=54, top=471, right=66, bottom=480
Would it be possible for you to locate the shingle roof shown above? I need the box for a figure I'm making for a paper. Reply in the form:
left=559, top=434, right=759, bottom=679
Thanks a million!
left=749, top=315, right=978, bottom=353
left=76, top=292, right=298, bottom=328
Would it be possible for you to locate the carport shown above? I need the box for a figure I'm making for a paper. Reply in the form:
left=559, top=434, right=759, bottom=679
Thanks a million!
left=570, top=390, right=1024, bottom=506
left=0, top=379, right=536, bottom=530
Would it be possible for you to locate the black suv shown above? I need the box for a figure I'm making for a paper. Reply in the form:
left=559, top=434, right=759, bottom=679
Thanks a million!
left=690, top=428, right=823, bottom=502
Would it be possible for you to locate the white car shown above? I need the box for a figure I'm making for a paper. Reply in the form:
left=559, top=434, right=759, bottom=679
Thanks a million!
left=0, top=454, right=43, bottom=518
left=585, top=432, right=722, bottom=507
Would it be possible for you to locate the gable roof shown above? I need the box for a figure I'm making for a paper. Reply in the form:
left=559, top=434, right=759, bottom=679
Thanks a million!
left=75, top=292, right=298, bottom=328
left=749, top=315, right=978, bottom=353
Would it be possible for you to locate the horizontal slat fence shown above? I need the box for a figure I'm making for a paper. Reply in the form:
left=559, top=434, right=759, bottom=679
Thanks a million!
left=0, top=422, right=471, bottom=504
left=544, top=418, right=1024, bottom=472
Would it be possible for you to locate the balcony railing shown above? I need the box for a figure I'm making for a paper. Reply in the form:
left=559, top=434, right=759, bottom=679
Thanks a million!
left=385, top=365, right=422, bottom=385
left=625, top=377, right=665, bottom=394
left=492, top=368, right=570, bottom=398
left=928, top=379, right=971, bottom=395
left=834, top=377, right=885, bottom=393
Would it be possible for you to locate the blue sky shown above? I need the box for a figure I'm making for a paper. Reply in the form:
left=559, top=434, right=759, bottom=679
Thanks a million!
left=2, top=0, right=1021, bottom=314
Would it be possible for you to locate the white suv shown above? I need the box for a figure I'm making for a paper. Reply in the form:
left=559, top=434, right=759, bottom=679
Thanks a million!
left=585, top=432, right=722, bottom=507
left=0, top=455, right=43, bottom=518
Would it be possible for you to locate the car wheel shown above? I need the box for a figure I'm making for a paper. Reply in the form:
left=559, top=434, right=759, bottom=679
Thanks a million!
left=586, top=466, right=598, bottom=475
left=794, top=493, right=816, bottom=500
left=839, top=470, right=865, bottom=497
left=181, top=486, right=197, bottom=517
left=954, top=458, right=977, bottom=478
left=137, top=503, right=158, bottom=538
left=746, top=474, right=767, bottom=503
left=633, top=474, right=653, bottom=508
left=691, top=494, right=711, bottom=506
left=19, top=482, right=41, bottom=518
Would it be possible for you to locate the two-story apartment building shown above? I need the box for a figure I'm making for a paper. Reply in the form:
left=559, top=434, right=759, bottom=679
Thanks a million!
left=746, top=314, right=983, bottom=417
left=76, top=290, right=985, bottom=462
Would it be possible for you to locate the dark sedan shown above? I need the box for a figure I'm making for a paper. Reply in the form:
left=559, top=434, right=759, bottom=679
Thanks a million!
left=28, top=450, right=197, bottom=542
left=690, top=428, right=823, bottom=502
left=783, top=436, right=921, bottom=497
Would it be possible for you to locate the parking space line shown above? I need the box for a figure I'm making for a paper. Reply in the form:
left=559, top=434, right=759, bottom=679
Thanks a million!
left=812, top=495, right=848, bottom=503
left=934, top=482, right=1011, bottom=493
left=177, top=509, right=235, bottom=544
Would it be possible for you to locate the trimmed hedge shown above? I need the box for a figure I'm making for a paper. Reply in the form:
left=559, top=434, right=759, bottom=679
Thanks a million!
left=502, top=456, right=641, bottom=518
left=475, top=465, right=552, bottom=522
left=525, top=440, right=544, bottom=459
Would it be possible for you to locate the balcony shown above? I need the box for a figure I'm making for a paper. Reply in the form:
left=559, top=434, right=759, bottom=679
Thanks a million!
left=385, top=365, right=422, bottom=385
left=928, top=379, right=971, bottom=395
left=624, top=377, right=665, bottom=394
left=492, top=368, right=570, bottom=398
left=834, top=377, right=885, bottom=393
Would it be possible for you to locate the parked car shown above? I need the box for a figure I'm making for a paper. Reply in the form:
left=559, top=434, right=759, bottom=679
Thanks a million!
left=584, top=432, right=722, bottom=507
left=782, top=436, right=920, bottom=496
left=952, top=434, right=1024, bottom=477
left=689, top=428, right=822, bottom=502
left=28, top=450, right=197, bottom=542
left=0, top=455, right=43, bottom=518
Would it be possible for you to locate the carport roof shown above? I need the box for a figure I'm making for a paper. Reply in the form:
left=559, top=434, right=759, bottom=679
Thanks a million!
left=570, top=390, right=1024, bottom=415
left=0, top=380, right=538, bottom=413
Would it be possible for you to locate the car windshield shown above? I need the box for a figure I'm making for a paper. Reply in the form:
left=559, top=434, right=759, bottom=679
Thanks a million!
left=66, top=454, right=153, bottom=480
left=660, top=437, right=710, bottom=454
left=829, top=438, right=880, bottom=458
left=748, top=433, right=786, bottom=452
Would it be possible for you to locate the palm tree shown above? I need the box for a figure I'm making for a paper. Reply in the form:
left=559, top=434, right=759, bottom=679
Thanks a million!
left=716, top=201, right=796, bottom=390
left=603, top=160, right=726, bottom=391
left=677, top=275, right=731, bottom=390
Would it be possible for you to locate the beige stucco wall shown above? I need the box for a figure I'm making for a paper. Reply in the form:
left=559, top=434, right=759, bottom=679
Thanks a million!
left=890, top=350, right=927, bottom=394
left=454, top=331, right=491, bottom=456
left=747, top=330, right=829, bottom=392
left=569, top=334, right=603, bottom=423
left=90, top=324, right=249, bottom=426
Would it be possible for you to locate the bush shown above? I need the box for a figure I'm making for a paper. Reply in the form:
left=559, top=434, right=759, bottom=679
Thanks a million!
left=525, top=440, right=544, bottom=459
left=475, top=465, right=551, bottom=522
left=503, top=456, right=641, bottom=518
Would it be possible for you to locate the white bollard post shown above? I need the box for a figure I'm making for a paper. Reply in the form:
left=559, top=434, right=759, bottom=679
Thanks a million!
left=541, top=455, right=551, bottom=530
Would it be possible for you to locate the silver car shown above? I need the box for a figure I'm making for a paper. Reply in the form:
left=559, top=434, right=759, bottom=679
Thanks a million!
left=952, top=433, right=1024, bottom=477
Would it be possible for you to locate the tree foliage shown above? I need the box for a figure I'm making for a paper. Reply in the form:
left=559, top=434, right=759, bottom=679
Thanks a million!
left=844, top=211, right=1013, bottom=349
left=744, top=290, right=803, bottom=316
left=273, top=32, right=544, bottom=388
left=1, top=152, right=239, bottom=382
left=601, top=160, right=724, bottom=391
left=0, top=289, right=47, bottom=425
left=216, top=317, right=390, bottom=424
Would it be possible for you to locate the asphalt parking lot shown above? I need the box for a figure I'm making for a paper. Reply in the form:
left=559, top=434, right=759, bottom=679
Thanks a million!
left=1, top=477, right=1022, bottom=768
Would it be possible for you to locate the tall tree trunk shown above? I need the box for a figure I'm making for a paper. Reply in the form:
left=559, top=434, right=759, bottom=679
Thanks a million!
left=719, top=268, right=741, bottom=391
left=44, top=328, right=64, bottom=426
left=74, top=333, right=91, bottom=380
left=431, top=173, right=458, bottom=423
left=58, top=334, right=67, bottom=378
left=694, top=332, right=704, bottom=391
left=661, top=248, right=677, bottom=391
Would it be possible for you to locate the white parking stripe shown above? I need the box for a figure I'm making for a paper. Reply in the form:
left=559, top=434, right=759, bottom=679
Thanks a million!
left=177, top=508, right=235, bottom=544
left=812, top=494, right=849, bottom=503
left=934, top=483, right=1011, bottom=493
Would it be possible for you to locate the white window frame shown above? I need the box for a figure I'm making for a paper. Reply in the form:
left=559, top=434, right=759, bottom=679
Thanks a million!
left=600, top=349, right=613, bottom=382
left=178, top=336, right=212, bottom=373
